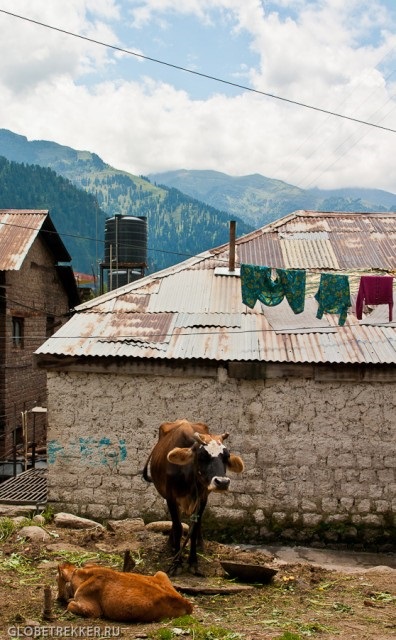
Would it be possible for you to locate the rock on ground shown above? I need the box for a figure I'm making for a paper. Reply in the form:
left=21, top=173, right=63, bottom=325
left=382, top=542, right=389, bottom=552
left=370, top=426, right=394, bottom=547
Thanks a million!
left=54, top=512, right=105, bottom=530
left=17, top=526, right=52, bottom=542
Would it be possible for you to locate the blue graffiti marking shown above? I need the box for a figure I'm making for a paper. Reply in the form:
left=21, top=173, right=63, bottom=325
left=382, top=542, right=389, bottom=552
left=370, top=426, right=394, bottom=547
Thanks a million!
left=118, top=439, right=127, bottom=462
left=48, top=437, right=128, bottom=467
left=47, top=440, right=65, bottom=465
left=79, top=437, right=95, bottom=458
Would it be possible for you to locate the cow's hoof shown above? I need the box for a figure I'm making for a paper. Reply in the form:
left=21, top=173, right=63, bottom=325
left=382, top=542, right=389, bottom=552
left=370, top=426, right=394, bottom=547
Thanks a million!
left=188, top=565, right=204, bottom=577
left=167, top=558, right=184, bottom=577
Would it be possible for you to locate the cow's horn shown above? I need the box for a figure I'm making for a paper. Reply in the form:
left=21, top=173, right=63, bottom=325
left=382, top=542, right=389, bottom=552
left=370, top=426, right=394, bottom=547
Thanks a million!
left=193, top=432, right=206, bottom=444
left=221, top=432, right=230, bottom=441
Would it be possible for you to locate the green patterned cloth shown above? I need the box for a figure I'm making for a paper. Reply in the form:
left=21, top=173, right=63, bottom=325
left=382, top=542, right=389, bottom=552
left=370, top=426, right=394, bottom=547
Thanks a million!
left=315, top=273, right=351, bottom=326
left=240, top=264, right=306, bottom=313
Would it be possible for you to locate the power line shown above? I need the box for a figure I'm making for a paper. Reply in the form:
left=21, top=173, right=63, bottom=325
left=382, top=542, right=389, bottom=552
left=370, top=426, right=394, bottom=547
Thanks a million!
left=272, top=44, right=396, bottom=186
left=0, top=324, right=378, bottom=341
left=1, top=8, right=396, bottom=135
left=0, top=217, right=218, bottom=264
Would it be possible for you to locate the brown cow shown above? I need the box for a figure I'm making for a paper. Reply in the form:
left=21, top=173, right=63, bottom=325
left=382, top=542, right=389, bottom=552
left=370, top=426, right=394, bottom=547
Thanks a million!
left=57, top=562, right=193, bottom=622
left=143, top=419, right=244, bottom=573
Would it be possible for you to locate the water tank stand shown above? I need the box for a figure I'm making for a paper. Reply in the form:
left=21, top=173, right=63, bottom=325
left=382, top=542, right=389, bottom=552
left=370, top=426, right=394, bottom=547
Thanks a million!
left=99, top=262, right=146, bottom=294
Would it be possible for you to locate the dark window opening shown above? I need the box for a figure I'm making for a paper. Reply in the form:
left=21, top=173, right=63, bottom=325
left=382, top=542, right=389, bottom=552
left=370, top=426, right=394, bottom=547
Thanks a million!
left=12, top=317, right=24, bottom=348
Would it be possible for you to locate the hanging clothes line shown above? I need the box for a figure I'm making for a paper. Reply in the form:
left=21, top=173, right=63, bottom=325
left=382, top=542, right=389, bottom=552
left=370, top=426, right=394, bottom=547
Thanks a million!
left=240, top=265, right=306, bottom=313
left=240, top=264, right=394, bottom=327
left=356, top=275, right=394, bottom=322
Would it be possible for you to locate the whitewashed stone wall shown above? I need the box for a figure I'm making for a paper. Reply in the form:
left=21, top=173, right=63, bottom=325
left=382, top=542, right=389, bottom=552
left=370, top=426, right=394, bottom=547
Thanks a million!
left=46, top=367, right=396, bottom=548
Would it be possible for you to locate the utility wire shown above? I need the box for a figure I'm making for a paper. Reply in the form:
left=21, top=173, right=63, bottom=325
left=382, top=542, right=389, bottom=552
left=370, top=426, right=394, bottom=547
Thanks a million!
left=1, top=213, right=395, bottom=271
left=1, top=8, right=396, bottom=135
left=0, top=218, right=218, bottom=263
left=0, top=321, right=382, bottom=341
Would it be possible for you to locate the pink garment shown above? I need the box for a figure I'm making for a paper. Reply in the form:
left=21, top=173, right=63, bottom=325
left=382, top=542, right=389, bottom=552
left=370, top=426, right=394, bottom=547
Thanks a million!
left=356, top=276, right=393, bottom=321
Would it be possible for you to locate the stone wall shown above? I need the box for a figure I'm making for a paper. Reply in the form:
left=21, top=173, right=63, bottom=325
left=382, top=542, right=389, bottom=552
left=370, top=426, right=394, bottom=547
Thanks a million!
left=46, top=365, right=396, bottom=549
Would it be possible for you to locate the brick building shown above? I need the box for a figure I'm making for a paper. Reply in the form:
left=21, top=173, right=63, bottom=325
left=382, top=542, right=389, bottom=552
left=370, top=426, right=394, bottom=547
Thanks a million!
left=0, top=210, right=79, bottom=467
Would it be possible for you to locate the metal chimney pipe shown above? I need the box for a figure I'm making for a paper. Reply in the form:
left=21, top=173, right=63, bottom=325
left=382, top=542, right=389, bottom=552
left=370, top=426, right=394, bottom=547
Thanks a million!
left=229, top=220, right=236, bottom=272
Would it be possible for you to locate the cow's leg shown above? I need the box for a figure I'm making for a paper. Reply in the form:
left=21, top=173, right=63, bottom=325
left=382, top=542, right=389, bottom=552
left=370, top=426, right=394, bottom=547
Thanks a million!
left=166, top=498, right=186, bottom=575
left=188, top=497, right=207, bottom=575
left=67, top=598, right=102, bottom=618
left=166, top=498, right=183, bottom=552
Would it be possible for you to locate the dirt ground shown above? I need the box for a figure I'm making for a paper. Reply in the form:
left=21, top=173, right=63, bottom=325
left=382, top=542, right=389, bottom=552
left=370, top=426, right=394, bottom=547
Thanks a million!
left=0, top=517, right=395, bottom=640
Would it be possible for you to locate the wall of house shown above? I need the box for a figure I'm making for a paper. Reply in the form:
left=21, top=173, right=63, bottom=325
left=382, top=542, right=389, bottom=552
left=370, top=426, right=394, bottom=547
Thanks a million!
left=45, top=363, right=396, bottom=549
left=0, top=238, right=71, bottom=459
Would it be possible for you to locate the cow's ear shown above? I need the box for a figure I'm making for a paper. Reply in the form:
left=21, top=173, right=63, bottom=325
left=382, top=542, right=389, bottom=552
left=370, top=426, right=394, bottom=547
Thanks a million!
left=227, top=454, right=244, bottom=474
left=167, top=447, right=194, bottom=465
left=58, top=562, right=74, bottom=581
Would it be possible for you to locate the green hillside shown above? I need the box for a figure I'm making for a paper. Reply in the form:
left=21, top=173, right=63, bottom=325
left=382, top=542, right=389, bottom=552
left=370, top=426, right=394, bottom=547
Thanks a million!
left=150, top=169, right=396, bottom=226
left=0, top=156, right=106, bottom=274
left=0, top=130, right=253, bottom=274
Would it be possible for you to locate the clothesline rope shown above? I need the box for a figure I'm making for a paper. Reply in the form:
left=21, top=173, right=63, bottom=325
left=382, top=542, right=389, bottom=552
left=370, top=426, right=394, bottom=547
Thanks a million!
left=240, top=264, right=394, bottom=328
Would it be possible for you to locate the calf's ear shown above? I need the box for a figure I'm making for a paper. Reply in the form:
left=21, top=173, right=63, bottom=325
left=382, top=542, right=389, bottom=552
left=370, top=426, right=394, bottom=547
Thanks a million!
left=167, top=447, right=194, bottom=465
left=58, top=562, right=75, bottom=581
left=227, top=454, right=244, bottom=473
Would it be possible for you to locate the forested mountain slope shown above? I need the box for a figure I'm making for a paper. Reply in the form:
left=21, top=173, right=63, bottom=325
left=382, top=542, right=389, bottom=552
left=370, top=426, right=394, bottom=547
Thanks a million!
left=150, top=169, right=396, bottom=227
left=0, top=130, right=253, bottom=274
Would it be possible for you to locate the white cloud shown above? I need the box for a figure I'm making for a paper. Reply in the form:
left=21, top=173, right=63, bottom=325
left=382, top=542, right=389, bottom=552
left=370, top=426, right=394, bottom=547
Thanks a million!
left=0, top=0, right=396, bottom=193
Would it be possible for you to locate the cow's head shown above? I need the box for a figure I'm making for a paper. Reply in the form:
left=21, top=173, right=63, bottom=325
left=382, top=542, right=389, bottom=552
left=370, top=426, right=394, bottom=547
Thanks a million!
left=167, top=431, right=244, bottom=491
left=57, top=562, right=76, bottom=601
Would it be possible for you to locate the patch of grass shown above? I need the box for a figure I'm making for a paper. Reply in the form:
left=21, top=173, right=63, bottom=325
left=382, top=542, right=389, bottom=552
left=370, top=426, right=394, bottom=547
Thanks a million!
left=369, top=591, right=396, bottom=604
left=332, top=601, right=354, bottom=613
left=0, top=517, right=17, bottom=542
left=156, top=630, right=174, bottom=640
left=41, top=505, right=55, bottom=524
left=0, top=552, right=36, bottom=574
left=277, top=633, right=303, bottom=640
left=295, top=620, right=335, bottom=636
left=50, top=549, right=122, bottom=568
left=152, top=616, right=243, bottom=640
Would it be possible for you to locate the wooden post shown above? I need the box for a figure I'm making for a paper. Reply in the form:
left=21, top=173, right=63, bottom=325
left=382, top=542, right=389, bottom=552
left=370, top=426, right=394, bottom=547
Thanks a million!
left=122, top=549, right=135, bottom=572
left=43, top=585, right=53, bottom=620
left=229, top=221, right=236, bottom=272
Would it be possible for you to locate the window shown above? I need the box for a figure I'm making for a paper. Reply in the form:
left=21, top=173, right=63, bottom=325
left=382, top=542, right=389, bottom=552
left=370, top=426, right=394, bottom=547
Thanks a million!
left=12, top=317, right=24, bottom=348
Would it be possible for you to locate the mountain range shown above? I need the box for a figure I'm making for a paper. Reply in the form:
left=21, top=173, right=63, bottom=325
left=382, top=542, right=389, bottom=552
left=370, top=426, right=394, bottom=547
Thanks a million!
left=0, top=128, right=395, bottom=278
left=149, top=169, right=396, bottom=228
left=0, top=129, right=252, bottom=275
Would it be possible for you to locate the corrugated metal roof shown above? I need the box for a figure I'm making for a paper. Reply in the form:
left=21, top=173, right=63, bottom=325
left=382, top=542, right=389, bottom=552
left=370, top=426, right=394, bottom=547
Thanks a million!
left=0, top=209, right=72, bottom=270
left=36, top=305, right=396, bottom=364
left=36, top=211, right=396, bottom=366
left=237, top=212, right=396, bottom=270
left=0, top=210, right=47, bottom=270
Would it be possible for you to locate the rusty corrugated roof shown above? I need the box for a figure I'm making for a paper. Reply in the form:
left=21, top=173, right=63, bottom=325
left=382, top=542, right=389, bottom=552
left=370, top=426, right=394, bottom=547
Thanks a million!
left=36, top=211, right=396, bottom=366
left=0, top=210, right=48, bottom=270
left=236, top=211, right=396, bottom=270
left=0, top=209, right=72, bottom=269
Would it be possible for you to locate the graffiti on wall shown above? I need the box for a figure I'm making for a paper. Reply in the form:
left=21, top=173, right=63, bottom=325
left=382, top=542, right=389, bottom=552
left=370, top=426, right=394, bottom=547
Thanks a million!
left=47, top=437, right=127, bottom=468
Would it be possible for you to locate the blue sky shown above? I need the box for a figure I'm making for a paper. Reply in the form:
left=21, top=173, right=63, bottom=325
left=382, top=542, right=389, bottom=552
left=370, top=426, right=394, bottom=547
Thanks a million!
left=0, top=1, right=396, bottom=193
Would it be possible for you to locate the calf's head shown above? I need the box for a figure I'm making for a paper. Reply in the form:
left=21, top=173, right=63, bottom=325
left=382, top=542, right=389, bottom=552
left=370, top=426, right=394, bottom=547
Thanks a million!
left=167, top=431, right=244, bottom=491
left=57, top=562, right=76, bottom=601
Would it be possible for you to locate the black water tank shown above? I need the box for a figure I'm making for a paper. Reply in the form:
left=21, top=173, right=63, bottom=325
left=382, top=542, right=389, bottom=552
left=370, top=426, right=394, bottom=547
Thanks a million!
left=104, top=215, right=147, bottom=265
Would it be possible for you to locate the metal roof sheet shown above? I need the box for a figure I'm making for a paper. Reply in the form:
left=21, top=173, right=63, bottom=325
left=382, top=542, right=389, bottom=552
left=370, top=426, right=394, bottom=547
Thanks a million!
left=0, top=209, right=72, bottom=270
left=36, top=305, right=396, bottom=364
left=0, top=210, right=47, bottom=270
left=36, top=211, right=396, bottom=366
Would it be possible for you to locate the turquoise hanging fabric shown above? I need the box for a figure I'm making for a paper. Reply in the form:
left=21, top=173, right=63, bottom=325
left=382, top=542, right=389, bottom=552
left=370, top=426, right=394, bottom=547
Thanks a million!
left=315, top=273, right=351, bottom=326
left=240, top=264, right=306, bottom=313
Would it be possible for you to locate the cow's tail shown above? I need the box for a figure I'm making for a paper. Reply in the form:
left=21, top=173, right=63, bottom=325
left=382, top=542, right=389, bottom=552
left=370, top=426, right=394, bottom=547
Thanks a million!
left=142, top=448, right=154, bottom=483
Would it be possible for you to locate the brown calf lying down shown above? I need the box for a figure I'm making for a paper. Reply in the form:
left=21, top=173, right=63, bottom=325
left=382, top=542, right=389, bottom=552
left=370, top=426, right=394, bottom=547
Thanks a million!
left=57, top=562, right=193, bottom=622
